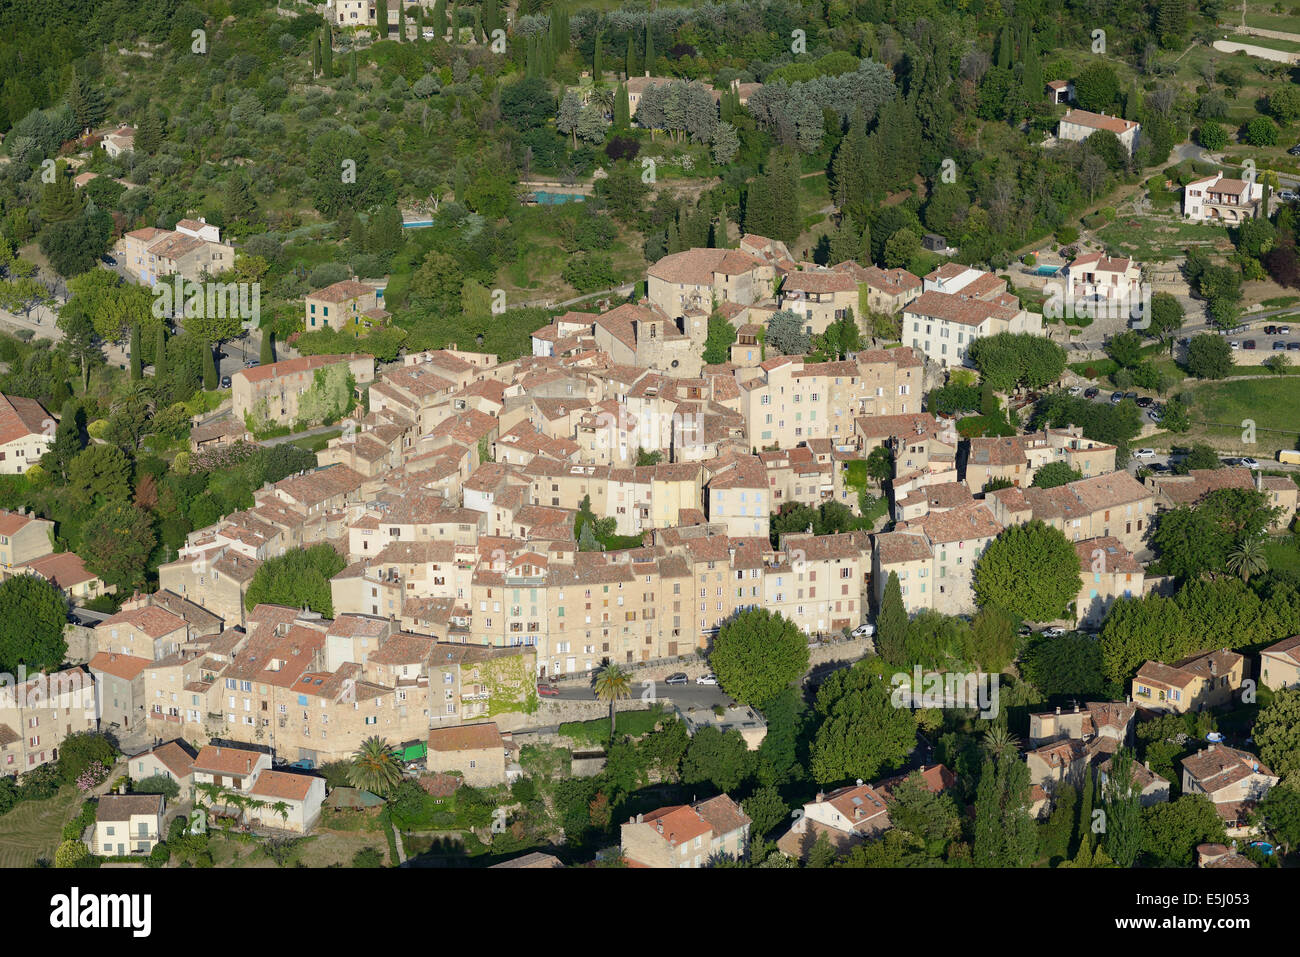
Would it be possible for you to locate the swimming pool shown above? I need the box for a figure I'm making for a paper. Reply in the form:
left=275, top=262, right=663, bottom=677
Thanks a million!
left=1032, top=264, right=1061, bottom=276
left=533, top=191, right=586, bottom=205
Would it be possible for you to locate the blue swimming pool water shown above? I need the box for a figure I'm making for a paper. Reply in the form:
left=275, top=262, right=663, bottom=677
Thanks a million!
left=534, top=191, right=586, bottom=205
left=1032, top=264, right=1061, bottom=276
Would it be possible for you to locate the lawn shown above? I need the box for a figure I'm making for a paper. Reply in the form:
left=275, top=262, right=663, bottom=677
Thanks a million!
left=1093, top=217, right=1232, bottom=261
left=1181, top=376, right=1300, bottom=455
left=0, top=786, right=84, bottom=867
left=1263, top=535, right=1300, bottom=577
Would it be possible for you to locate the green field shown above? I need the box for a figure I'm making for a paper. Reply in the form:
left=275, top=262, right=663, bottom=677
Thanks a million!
left=1183, top=376, right=1300, bottom=454
left=1093, top=217, right=1232, bottom=261
left=0, top=786, right=82, bottom=868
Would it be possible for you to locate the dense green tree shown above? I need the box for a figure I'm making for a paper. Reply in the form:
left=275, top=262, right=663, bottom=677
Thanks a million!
left=80, top=500, right=156, bottom=591
left=1102, top=749, right=1143, bottom=867
left=1186, top=333, right=1233, bottom=379
left=1254, top=689, right=1300, bottom=783
left=875, top=571, right=908, bottom=666
left=1031, top=461, right=1082, bottom=489
left=810, top=661, right=916, bottom=784
left=973, top=521, right=1082, bottom=622
left=1022, top=632, right=1105, bottom=696
left=682, top=725, right=752, bottom=793
left=973, top=748, right=1037, bottom=867
left=0, top=574, right=68, bottom=674
left=710, top=609, right=809, bottom=708
left=1140, top=794, right=1226, bottom=866
left=244, top=543, right=347, bottom=616
left=67, top=444, right=131, bottom=506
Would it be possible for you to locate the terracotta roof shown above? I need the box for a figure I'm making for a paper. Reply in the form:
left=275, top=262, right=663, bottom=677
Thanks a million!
left=249, top=769, right=317, bottom=802
left=192, top=745, right=267, bottom=776
left=428, top=722, right=503, bottom=753
left=1060, top=108, right=1138, bottom=135
left=138, top=740, right=197, bottom=780
left=97, top=794, right=163, bottom=821
left=89, top=652, right=151, bottom=681
left=100, top=605, right=187, bottom=639
left=237, top=354, right=367, bottom=385
left=0, top=393, right=52, bottom=445
left=18, top=551, right=97, bottom=589
left=1262, top=634, right=1300, bottom=666
left=308, top=279, right=377, bottom=303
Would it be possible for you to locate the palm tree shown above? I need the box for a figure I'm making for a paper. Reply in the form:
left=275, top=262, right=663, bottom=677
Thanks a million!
left=271, top=801, right=290, bottom=827
left=593, top=663, right=632, bottom=738
left=1227, top=536, right=1269, bottom=584
left=349, top=736, right=404, bottom=796
left=982, top=725, right=1019, bottom=762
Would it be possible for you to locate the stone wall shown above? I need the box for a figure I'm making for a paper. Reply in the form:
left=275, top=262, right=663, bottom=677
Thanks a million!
left=63, top=624, right=97, bottom=665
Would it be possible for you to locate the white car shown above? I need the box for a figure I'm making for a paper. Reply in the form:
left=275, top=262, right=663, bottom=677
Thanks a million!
left=1067, top=386, right=1083, bottom=396
left=1041, top=627, right=1067, bottom=638
left=851, top=623, right=876, bottom=638
left=1230, top=340, right=1241, bottom=350
left=695, top=673, right=718, bottom=685
left=1239, top=457, right=1260, bottom=469
left=1132, top=448, right=1156, bottom=459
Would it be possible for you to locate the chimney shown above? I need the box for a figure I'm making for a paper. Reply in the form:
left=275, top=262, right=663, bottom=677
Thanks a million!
left=1074, top=702, right=1080, bottom=714
left=855, top=779, right=864, bottom=787
left=246, top=758, right=251, bottom=772
left=644, top=70, right=650, bottom=78
left=636, top=813, right=643, bottom=824
left=815, top=792, right=825, bottom=803
left=1055, top=706, right=1061, bottom=715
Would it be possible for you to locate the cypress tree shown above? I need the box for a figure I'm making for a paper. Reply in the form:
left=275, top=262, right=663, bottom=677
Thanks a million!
left=875, top=570, right=907, bottom=665
left=593, top=30, right=603, bottom=80
left=43, top=400, right=86, bottom=483
left=626, top=33, right=638, bottom=78
left=614, top=81, right=630, bottom=128
left=415, top=4, right=424, bottom=41
left=644, top=19, right=655, bottom=73
left=482, top=0, right=500, bottom=36
left=39, top=167, right=82, bottom=223
left=260, top=330, right=275, bottom=365
left=997, top=22, right=1011, bottom=69
left=1076, top=765, right=1096, bottom=856
left=350, top=49, right=358, bottom=83
left=322, top=28, right=333, bottom=74
left=377, top=0, right=389, bottom=39
left=312, top=31, right=321, bottom=74
left=153, top=322, right=167, bottom=379
left=129, top=324, right=141, bottom=380
left=202, top=343, right=217, bottom=391
left=397, top=2, right=406, bottom=42
left=433, top=0, right=446, bottom=38
left=858, top=219, right=872, bottom=267
left=133, top=110, right=163, bottom=154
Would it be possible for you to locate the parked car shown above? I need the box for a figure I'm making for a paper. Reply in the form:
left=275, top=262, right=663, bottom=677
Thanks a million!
left=220, top=374, right=232, bottom=388
left=1239, top=457, right=1260, bottom=469
left=852, top=623, right=876, bottom=638
left=1290, top=342, right=1300, bottom=351
left=1274, top=340, right=1288, bottom=350
left=1244, top=339, right=1257, bottom=350
left=1123, top=391, right=1138, bottom=401
left=664, top=673, right=689, bottom=685
left=1288, top=145, right=1300, bottom=156
left=536, top=684, right=560, bottom=697
left=1067, top=385, right=1083, bottom=395
left=1223, top=457, right=1243, bottom=467
left=244, top=359, right=259, bottom=368
left=288, top=759, right=314, bottom=771
left=1042, top=627, right=1067, bottom=638
left=1110, top=391, right=1124, bottom=403
left=1135, top=396, right=1153, bottom=408
left=1230, top=341, right=1241, bottom=350
left=1279, top=326, right=1292, bottom=335
left=1132, top=448, right=1156, bottom=459
left=1149, top=461, right=1171, bottom=472
left=1265, top=325, right=1278, bottom=335
left=1084, top=387, right=1099, bottom=398
left=1147, top=408, right=1163, bottom=421
left=695, top=674, right=718, bottom=685
left=1282, top=190, right=1299, bottom=202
